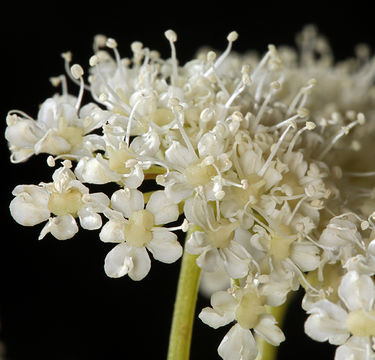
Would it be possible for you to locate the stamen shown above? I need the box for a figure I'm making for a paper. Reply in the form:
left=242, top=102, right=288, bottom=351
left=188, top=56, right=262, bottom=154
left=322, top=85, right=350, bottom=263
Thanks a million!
left=286, top=195, right=308, bottom=225
left=344, top=170, right=375, bottom=177
left=61, top=52, right=90, bottom=91
left=195, top=189, right=218, bottom=232
left=164, top=30, right=178, bottom=85
left=286, top=120, right=315, bottom=155
left=285, top=258, right=320, bottom=293
left=125, top=99, right=141, bottom=147
left=90, top=56, right=132, bottom=114
left=70, top=64, right=85, bottom=111
left=106, top=37, right=129, bottom=91
left=170, top=99, right=198, bottom=161
left=93, top=34, right=107, bottom=52
left=206, top=51, right=230, bottom=98
left=305, top=234, right=335, bottom=251
left=251, top=44, right=275, bottom=80
left=204, top=31, right=238, bottom=77
left=318, top=113, right=366, bottom=160
left=254, top=80, right=281, bottom=127
left=270, top=107, right=309, bottom=131
left=7, top=109, right=34, bottom=121
left=258, top=121, right=296, bottom=177
left=167, top=219, right=189, bottom=232
left=287, top=79, right=316, bottom=116
left=50, top=75, right=68, bottom=96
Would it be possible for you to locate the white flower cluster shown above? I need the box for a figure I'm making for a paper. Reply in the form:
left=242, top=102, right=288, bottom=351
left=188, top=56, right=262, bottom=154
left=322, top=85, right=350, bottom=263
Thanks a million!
left=6, top=25, right=375, bottom=359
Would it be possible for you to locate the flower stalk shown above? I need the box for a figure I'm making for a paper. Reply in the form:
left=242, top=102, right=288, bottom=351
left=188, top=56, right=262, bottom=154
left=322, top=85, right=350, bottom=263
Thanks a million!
left=167, top=230, right=201, bottom=360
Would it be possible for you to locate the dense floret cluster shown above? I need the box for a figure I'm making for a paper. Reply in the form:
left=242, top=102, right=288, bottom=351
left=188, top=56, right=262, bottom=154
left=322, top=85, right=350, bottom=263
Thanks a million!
left=6, top=26, right=375, bottom=359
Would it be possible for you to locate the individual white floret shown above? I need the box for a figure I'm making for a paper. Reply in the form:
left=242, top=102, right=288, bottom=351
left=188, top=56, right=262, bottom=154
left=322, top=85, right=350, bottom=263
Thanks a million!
left=10, top=160, right=109, bottom=240
left=199, top=283, right=285, bottom=360
left=99, top=189, right=182, bottom=280
left=304, top=271, right=375, bottom=358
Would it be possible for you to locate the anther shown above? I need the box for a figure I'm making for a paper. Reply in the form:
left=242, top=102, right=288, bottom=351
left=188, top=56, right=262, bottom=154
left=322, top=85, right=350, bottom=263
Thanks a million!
left=361, top=221, right=370, bottom=231
left=181, top=219, right=189, bottom=232
left=89, top=55, right=100, bottom=67
left=106, top=38, right=118, bottom=49
left=47, top=156, right=56, bottom=167
left=93, top=34, right=107, bottom=49
left=215, top=190, right=226, bottom=200
left=227, top=31, right=239, bottom=43
left=207, top=51, right=217, bottom=63
left=164, top=29, right=177, bottom=42
left=204, top=31, right=238, bottom=77
left=70, top=64, right=84, bottom=80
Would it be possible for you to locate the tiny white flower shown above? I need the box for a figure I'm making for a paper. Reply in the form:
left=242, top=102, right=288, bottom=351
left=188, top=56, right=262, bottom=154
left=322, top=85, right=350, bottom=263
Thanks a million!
left=199, top=284, right=285, bottom=360
left=305, top=271, right=375, bottom=358
left=9, top=160, right=109, bottom=240
left=100, top=189, right=182, bottom=280
left=184, top=197, right=251, bottom=279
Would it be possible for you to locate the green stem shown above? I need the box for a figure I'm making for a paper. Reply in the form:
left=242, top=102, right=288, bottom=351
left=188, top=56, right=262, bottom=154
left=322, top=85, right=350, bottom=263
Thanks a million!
left=167, top=232, right=201, bottom=360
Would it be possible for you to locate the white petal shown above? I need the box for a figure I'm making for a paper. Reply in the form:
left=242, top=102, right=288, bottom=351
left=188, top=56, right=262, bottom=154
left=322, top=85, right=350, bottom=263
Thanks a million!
left=104, top=242, right=133, bottom=278
left=290, top=241, right=320, bottom=272
left=254, top=314, right=285, bottom=346
left=147, top=228, right=182, bottom=263
left=130, top=130, right=160, bottom=156
left=87, top=192, right=110, bottom=210
left=34, top=130, right=71, bottom=155
left=146, top=191, right=179, bottom=225
left=196, top=249, right=219, bottom=272
left=39, top=215, right=78, bottom=240
left=219, top=242, right=250, bottom=279
left=338, top=271, right=375, bottom=311
left=200, top=267, right=231, bottom=298
left=164, top=175, right=193, bottom=204
left=111, top=188, right=144, bottom=219
left=78, top=207, right=102, bottom=230
left=127, top=246, right=151, bottom=281
left=165, top=141, right=196, bottom=168
left=211, top=290, right=238, bottom=316
left=218, top=324, right=258, bottom=360
left=10, top=185, right=50, bottom=226
left=304, top=300, right=349, bottom=345
left=199, top=307, right=233, bottom=329
left=75, top=155, right=119, bottom=184
left=335, top=336, right=373, bottom=360
left=122, top=165, right=144, bottom=189
left=185, top=231, right=210, bottom=255
left=99, top=219, right=125, bottom=243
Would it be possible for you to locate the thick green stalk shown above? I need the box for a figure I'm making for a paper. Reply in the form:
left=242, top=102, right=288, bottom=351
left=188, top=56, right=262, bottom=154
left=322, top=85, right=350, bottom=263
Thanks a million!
left=167, top=234, right=201, bottom=360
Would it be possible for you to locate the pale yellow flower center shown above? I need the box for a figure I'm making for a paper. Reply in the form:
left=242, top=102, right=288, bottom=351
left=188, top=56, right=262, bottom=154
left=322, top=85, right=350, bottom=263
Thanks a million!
left=58, top=117, right=84, bottom=148
left=183, top=161, right=216, bottom=187
left=107, top=147, right=134, bottom=174
left=150, top=108, right=174, bottom=126
left=346, top=310, right=375, bottom=336
left=269, top=225, right=296, bottom=261
left=48, top=189, right=83, bottom=217
left=305, top=264, right=343, bottom=303
left=235, top=290, right=265, bottom=329
left=125, top=210, right=155, bottom=248
left=232, top=174, right=266, bottom=207
left=207, top=220, right=239, bottom=249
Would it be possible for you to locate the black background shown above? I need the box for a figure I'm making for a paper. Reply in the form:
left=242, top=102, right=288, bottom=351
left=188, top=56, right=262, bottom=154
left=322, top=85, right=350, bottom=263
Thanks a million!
left=1, top=2, right=374, bottom=359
